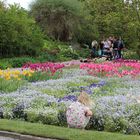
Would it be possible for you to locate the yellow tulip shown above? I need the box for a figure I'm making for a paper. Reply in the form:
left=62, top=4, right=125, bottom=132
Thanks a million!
left=5, top=76, right=11, bottom=80
left=0, top=70, right=3, bottom=76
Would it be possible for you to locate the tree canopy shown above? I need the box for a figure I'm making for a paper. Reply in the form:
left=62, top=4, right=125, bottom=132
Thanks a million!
left=0, top=0, right=140, bottom=58
left=0, top=3, right=44, bottom=57
left=30, top=0, right=98, bottom=43
left=30, top=0, right=140, bottom=51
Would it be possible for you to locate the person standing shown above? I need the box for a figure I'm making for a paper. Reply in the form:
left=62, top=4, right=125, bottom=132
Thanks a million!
left=91, top=40, right=98, bottom=58
left=113, top=37, right=119, bottom=59
left=99, top=40, right=105, bottom=57
left=117, top=37, right=124, bottom=59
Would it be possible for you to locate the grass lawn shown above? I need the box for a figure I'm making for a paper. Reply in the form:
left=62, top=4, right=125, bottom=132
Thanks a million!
left=0, top=119, right=139, bottom=140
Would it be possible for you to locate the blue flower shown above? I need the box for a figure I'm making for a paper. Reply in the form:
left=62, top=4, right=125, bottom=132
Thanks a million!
left=58, top=95, right=77, bottom=102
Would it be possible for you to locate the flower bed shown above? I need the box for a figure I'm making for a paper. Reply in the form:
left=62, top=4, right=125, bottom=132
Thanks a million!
left=22, top=62, right=65, bottom=74
left=0, top=60, right=140, bottom=135
left=80, top=61, right=140, bottom=77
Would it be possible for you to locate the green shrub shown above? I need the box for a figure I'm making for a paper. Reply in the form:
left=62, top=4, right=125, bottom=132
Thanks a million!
left=123, top=50, right=140, bottom=60
left=39, top=108, right=59, bottom=125
left=76, top=47, right=90, bottom=58
left=3, top=108, right=13, bottom=119
left=39, top=40, right=80, bottom=62
left=9, top=57, right=37, bottom=68
left=29, top=98, right=49, bottom=109
left=25, top=109, right=40, bottom=123
left=57, top=103, right=67, bottom=126
left=58, top=49, right=79, bottom=60
left=0, top=57, right=37, bottom=69
left=0, top=60, right=12, bottom=69
left=38, top=51, right=58, bottom=62
left=25, top=108, right=59, bottom=125
left=0, top=4, right=44, bottom=58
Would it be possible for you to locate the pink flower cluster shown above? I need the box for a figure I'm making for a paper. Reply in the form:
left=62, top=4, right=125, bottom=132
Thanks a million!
left=80, top=60, right=140, bottom=78
left=22, top=62, right=65, bottom=75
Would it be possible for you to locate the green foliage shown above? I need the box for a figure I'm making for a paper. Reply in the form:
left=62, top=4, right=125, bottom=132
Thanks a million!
left=0, top=60, right=12, bottom=69
left=39, top=108, right=59, bottom=125
left=103, top=105, right=140, bottom=135
left=25, top=109, right=40, bottom=123
left=123, top=50, right=140, bottom=60
left=24, top=70, right=62, bottom=82
left=9, top=57, right=37, bottom=68
left=76, top=47, right=90, bottom=58
left=25, top=108, right=59, bottom=125
left=30, top=0, right=98, bottom=43
left=57, top=44, right=79, bottom=60
left=0, top=3, right=44, bottom=58
left=0, top=78, right=26, bottom=93
left=3, top=108, right=13, bottom=119
left=57, top=103, right=67, bottom=126
left=86, top=0, right=140, bottom=51
left=1, top=0, right=140, bottom=60
left=39, top=40, right=80, bottom=61
left=0, top=57, right=37, bottom=69
left=42, top=88, right=68, bottom=98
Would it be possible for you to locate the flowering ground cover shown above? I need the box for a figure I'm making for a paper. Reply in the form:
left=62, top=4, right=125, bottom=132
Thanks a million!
left=0, top=60, right=140, bottom=135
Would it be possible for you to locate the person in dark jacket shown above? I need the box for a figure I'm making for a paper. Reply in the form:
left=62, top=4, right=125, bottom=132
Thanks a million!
left=117, top=37, right=124, bottom=59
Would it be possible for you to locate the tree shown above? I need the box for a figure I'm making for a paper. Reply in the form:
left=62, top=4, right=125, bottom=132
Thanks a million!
left=30, top=0, right=98, bottom=43
left=0, top=3, right=44, bottom=58
left=85, top=0, right=140, bottom=52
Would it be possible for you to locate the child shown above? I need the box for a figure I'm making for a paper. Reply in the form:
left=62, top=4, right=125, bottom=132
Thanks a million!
left=66, top=92, right=93, bottom=129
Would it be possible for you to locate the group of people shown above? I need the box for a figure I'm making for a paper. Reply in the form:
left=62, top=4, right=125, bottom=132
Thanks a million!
left=91, top=36, right=124, bottom=60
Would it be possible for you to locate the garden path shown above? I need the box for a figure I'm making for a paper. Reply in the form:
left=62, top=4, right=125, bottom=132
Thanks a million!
left=0, top=136, right=18, bottom=140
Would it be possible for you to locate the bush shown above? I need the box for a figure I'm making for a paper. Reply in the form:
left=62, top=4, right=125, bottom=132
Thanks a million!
left=0, top=108, right=3, bottom=118
left=39, top=108, right=59, bottom=125
left=0, top=60, right=12, bottom=69
left=25, top=108, right=59, bottom=125
left=58, top=47, right=79, bottom=60
left=25, top=109, right=40, bottom=123
left=40, top=40, right=79, bottom=62
left=12, top=103, right=27, bottom=120
left=76, top=47, right=90, bottom=58
left=38, top=51, right=58, bottom=62
left=0, top=57, right=38, bottom=69
left=123, top=50, right=140, bottom=60
left=57, top=104, right=67, bottom=126
left=3, top=108, right=13, bottom=119
left=9, top=57, right=37, bottom=68
left=0, top=3, right=44, bottom=58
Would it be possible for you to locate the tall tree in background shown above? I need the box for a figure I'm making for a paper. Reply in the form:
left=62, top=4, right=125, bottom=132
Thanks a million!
left=126, top=0, right=140, bottom=47
left=83, top=0, right=140, bottom=51
left=30, top=0, right=98, bottom=43
left=86, top=0, right=126, bottom=37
